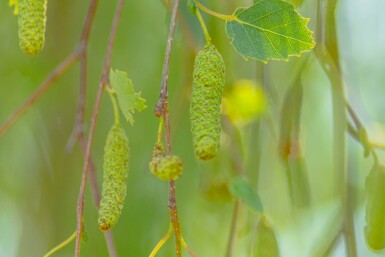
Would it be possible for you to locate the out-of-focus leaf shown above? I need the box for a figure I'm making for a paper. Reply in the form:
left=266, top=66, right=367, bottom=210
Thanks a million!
left=109, top=69, right=147, bottom=126
left=365, top=164, right=385, bottom=251
left=286, top=157, right=311, bottom=208
left=253, top=216, right=280, bottom=257
left=226, top=0, right=315, bottom=62
left=230, top=177, right=263, bottom=212
left=223, top=80, right=267, bottom=126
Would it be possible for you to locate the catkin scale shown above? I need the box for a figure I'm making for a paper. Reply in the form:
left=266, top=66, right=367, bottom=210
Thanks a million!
left=18, top=0, right=47, bottom=56
left=98, top=124, right=129, bottom=232
left=190, top=44, right=225, bottom=160
left=365, top=165, right=385, bottom=250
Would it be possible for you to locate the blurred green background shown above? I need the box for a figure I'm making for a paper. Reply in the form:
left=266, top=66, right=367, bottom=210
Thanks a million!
left=1, top=0, right=385, bottom=256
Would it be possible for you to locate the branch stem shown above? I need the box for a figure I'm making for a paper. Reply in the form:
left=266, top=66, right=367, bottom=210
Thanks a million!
left=194, top=1, right=235, bottom=21
left=43, top=231, right=76, bottom=257
left=149, top=223, right=173, bottom=257
left=74, top=0, right=125, bottom=256
left=195, top=7, right=211, bottom=44
left=0, top=50, right=81, bottom=138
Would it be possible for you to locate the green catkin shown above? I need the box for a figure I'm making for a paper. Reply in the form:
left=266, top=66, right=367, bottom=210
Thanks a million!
left=364, top=164, right=385, bottom=250
left=18, top=0, right=47, bottom=56
left=98, top=124, right=129, bottom=232
left=190, top=44, right=225, bottom=160
left=254, top=216, right=280, bottom=257
left=149, top=143, right=183, bottom=181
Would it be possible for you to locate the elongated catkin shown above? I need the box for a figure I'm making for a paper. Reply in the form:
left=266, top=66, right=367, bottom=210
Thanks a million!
left=365, top=164, right=385, bottom=250
left=98, top=124, right=129, bottom=232
left=18, top=0, right=47, bottom=56
left=190, top=44, right=225, bottom=160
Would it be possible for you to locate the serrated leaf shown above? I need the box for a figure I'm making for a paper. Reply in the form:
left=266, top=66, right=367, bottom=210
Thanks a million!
left=226, top=0, right=315, bottom=62
left=230, top=177, right=263, bottom=212
left=109, top=69, right=147, bottom=126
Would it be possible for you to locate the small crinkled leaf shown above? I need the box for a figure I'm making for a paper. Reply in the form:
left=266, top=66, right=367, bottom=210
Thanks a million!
left=109, top=69, right=147, bottom=125
left=226, top=0, right=315, bottom=62
left=230, top=177, right=263, bottom=212
left=9, top=0, right=19, bottom=15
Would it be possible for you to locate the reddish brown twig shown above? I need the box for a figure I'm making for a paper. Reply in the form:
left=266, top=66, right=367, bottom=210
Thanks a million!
left=155, top=0, right=184, bottom=256
left=74, top=0, right=125, bottom=256
left=66, top=0, right=100, bottom=151
left=155, top=0, right=181, bottom=117
left=0, top=50, right=80, bottom=138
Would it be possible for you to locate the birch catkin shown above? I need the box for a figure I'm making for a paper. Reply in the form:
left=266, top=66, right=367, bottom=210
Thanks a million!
left=149, top=143, right=183, bottom=181
left=18, top=0, right=47, bottom=56
left=98, top=124, right=129, bottom=232
left=190, top=44, right=225, bottom=160
left=365, top=164, right=385, bottom=250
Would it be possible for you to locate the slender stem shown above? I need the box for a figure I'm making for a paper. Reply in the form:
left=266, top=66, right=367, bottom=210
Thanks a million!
left=74, top=0, right=125, bottom=256
left=0, top=50, right=81, bottom=139
left=194, top=0, right=235, bottom=21
left=316, top=0, right=356, bottom=256
left=43, top=231, right=76, bottom=257
left=164, top=109, right=182, bottom=257
left=181, top=237, right=198, bottom=257
left=195, top=8, right=211, bottom=44
left=67, top=0, right=100, bottom=150
left=107, top=90, right=121, bottom=125
left=155, top=0, right=181, bottom=117
left=149, top=223, right=173, bottom=257
left=157, top=116, right=164, bottom=143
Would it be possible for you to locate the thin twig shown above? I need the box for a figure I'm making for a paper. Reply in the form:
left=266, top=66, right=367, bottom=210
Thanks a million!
left=74, top=0, right=125, bottom=256
left=155, top=0, right=181, bottom=117
left=316, top=0, right=356, bottom=256
left=155, top=0, right=184, bottom=256
left=43, top=231, right=77, bottom=257
left=0, top=50, right=81, bottom=138
left=67, top=0, right=100, bottom=151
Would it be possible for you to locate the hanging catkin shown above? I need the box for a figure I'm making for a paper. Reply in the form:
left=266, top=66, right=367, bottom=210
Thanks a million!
left=18, top=0, right=47, bottom=56
left=98, top=124, right=129, bottom=232
left=365, top=164, right=385, bottom=250
left=190, top=44, right=225, bottom=160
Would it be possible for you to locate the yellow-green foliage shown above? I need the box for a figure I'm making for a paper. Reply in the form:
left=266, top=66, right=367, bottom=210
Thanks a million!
left=254, top=216, right=280, bottom=257
left=190, top=44, right=225, bottom=160
left=18, top=0, right=47, bottom=56
left=365, top=164, right=385, bottom=250
left=149, top=143, right=183, bottom=181
left=98, top=124, right=129, bottom=232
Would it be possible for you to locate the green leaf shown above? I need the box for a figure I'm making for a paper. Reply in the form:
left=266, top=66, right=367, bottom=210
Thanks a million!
left=230, top=177, right=263, bottom=212
left=226, top=0, right=315, bottom=62
left=109, top=69, right=147, bottom=125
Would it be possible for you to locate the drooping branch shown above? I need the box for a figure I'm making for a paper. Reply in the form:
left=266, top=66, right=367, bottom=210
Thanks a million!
left=0, top=50, right=80, bottom=138
left=155, top=0, right=185, bottom=256
left=67, top=0, right=100, bottom=150
left=74, top=0, right=125, bottom=256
